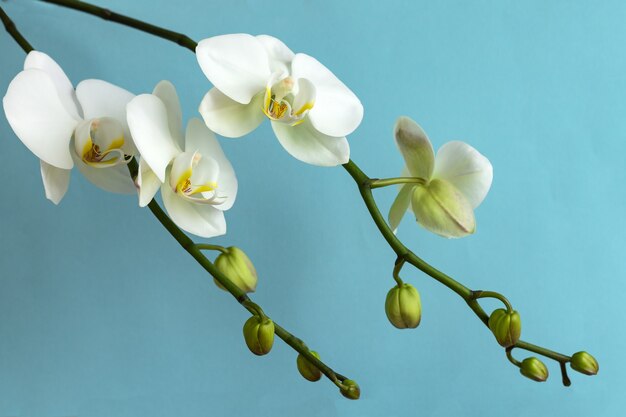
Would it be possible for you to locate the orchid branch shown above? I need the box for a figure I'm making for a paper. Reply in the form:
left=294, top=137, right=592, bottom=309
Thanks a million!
left=1, top=10, right=354, bottom=397
left=0, top=6, right=34, bottom=52
left=12, top=0, right=598, bottom=386
left=132, top=161, right=351, bottom=390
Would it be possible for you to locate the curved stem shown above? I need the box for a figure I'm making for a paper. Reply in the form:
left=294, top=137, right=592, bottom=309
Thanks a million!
left=370, top=177, right=426, bottom=189
left=392, top=257, right=405, bottom=286
left=125, top=160, right=349, bottom=388
left=1, top=7, right=352, bottom=395
left=39, top=0, right=196, bottom=51
left=195, top=243, right=229, bottom=254
left=471, top=290, right=514, bottom=312
left=0, top=6, right=34, bottom=52
left=342, top=160, right=573, bottom=367
left=26, top=0, right=581, bottom=385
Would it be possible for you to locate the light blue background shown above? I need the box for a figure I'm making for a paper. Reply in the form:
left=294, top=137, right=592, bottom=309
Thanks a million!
left=0, top=0, right=623, bottom=415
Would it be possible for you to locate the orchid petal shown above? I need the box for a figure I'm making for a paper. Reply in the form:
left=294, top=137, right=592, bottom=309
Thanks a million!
left=271, top=119, right=349, bottom=166
left=292, top=78, right=316, bottom=116
left=76, top=79, right=136, bottom=154
left=196, top=34, right=271, bottom=104
left=433, top=141, right=493, bottom=209
left=411, top=179, right=476, bottom=238
left=169, top=151, right=201, bottom=191
left=256, top=35, right=294, bottom=73
left=291, top=53, right=363, bottom=137
left=126, top=94, right=181, bottom=182
left=24, top=51, right=81, bottom=120
left=40, top=160, right=70, bottom=205
left=185, top=118, right=238, bottom=210
left=3, top=69, right=76, bottom=169
left=394, top=116, right=435, bottom=180
left=388, top=184, right=415, bottom=233
left=198, top=88, right=264, bottom=138
left=152, top=80, right=184, bottom=148
left=136, top=157, right=161, bottom=207
left=161, top=181, right=227, bottom=238
left=72, top=153, right=135, bottom=194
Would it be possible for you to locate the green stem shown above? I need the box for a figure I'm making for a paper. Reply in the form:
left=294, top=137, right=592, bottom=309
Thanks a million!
left=370, top=177, right=426, bottom=189
left=125, top=159, right=348, bottom=387
left=39, top=0, right=196, bottom=52
left=29, top=0, right=580, bottom=384
left=342, top=160, right=573, bottom=366
left=471, top=290, right=514, bottom=312
left=195, top=243, right=229, bottom=254
left=0, top=6, right=34, bottom=53
left=392, top=257, right=405, bottom=286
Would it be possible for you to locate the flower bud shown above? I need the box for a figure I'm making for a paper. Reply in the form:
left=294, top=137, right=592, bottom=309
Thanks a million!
left=339, top=379, right=360, bottom=400
left=488, top=308, right=521, bottom=347
left=520, top=357, right=549, bottom=382
left=242, top=316, right=274, bottom=356
left=297, top=351, right=322, bottom=382
left=385, top=283, right=422, bottom=329
left=214, top=247, right=258, bottom=293
left=411, top=179, right=476, bottom=238
left=570, top=351, right=599, bottom=376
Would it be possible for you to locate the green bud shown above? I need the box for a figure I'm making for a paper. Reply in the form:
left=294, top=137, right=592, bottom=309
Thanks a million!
left=214, top=247, right=258, bottom=293
left=339, top=379, right=361, bottom=400
left=488, top=308, right=521, bottom=347
left=242, top=316, right=274, bottom=356
left=520, top=357, right=549, bottom=382
left=385, top=283, right=422, bottom=329
left=296, top=351, right=322, bottom=382
left=570, top=351, right=599, bottom=376
left=411, top=179, right=476, bottom=239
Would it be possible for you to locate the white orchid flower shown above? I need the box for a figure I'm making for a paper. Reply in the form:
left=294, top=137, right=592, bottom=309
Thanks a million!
left=389, top=116, right=493, bottom=238
left=195, top=34, right=363, bottom=167
left=2, top=51, right=137, bottom=204
left=127, top=81, right=237, bottom=238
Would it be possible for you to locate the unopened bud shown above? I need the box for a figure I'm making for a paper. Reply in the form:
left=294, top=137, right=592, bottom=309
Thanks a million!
left=520, top=357, right=549, bottom=382
left=242, top=316, right=274, bottom=356
left=385, top=283, right=422, bottom=329
left=488, top=308, right=521, bottom=347
left=214, top=247, right=258, bottom=293
left=339, top=379, right=360, bottom=400
left=570, top=351, right=599, bottom=376
left=297, top=351, right=322, bottom=382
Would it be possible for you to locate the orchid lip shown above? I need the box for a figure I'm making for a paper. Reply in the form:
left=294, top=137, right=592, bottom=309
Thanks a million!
left=262, top=74, right=315, bottom=126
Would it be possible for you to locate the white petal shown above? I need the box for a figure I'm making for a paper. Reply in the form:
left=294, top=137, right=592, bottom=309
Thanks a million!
left=185, top=118, right=238, bottom=210
left=72, top=153, right=136, bottom=194
left=196, top=34, right=271, bottom=104
left=271, top=119, right=349, bottom=166
left=198, top=88, right=264, bottom=138
left=40, top=160, right=70, bottom=205
left=291, top=53, right=363, bottom=137
left=161, top=181, right=226, bottom=238
left=433, top=141, right=493, bottom=209
left=126, top=94, right=182, bottom=182
left=3, top=69, right=76, bottom=169
left=388, top=184, right=415, bottom=233
left=394, top=116, right=435, bottom=180
left=137, top=157, right=161, bottom=207
left=170, top=151, right=201, bottom=190
left=152, top=80, right=184, bottom=148
left=256, top=35, right=294, bottom=73
left=76, top=79, right=136, bottom=154
left=24, top=51, right=81, bottom=119
left=292, top=78, right=316, bottom=115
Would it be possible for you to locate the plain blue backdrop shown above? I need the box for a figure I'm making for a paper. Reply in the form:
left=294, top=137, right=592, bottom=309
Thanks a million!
left=0, top=0, right=622, bottom=416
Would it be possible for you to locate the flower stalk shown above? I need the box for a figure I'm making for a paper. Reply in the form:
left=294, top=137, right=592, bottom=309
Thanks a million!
left=2, top=0, right=598, bottom=389
left=0, top=13, right=353, bottom=395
